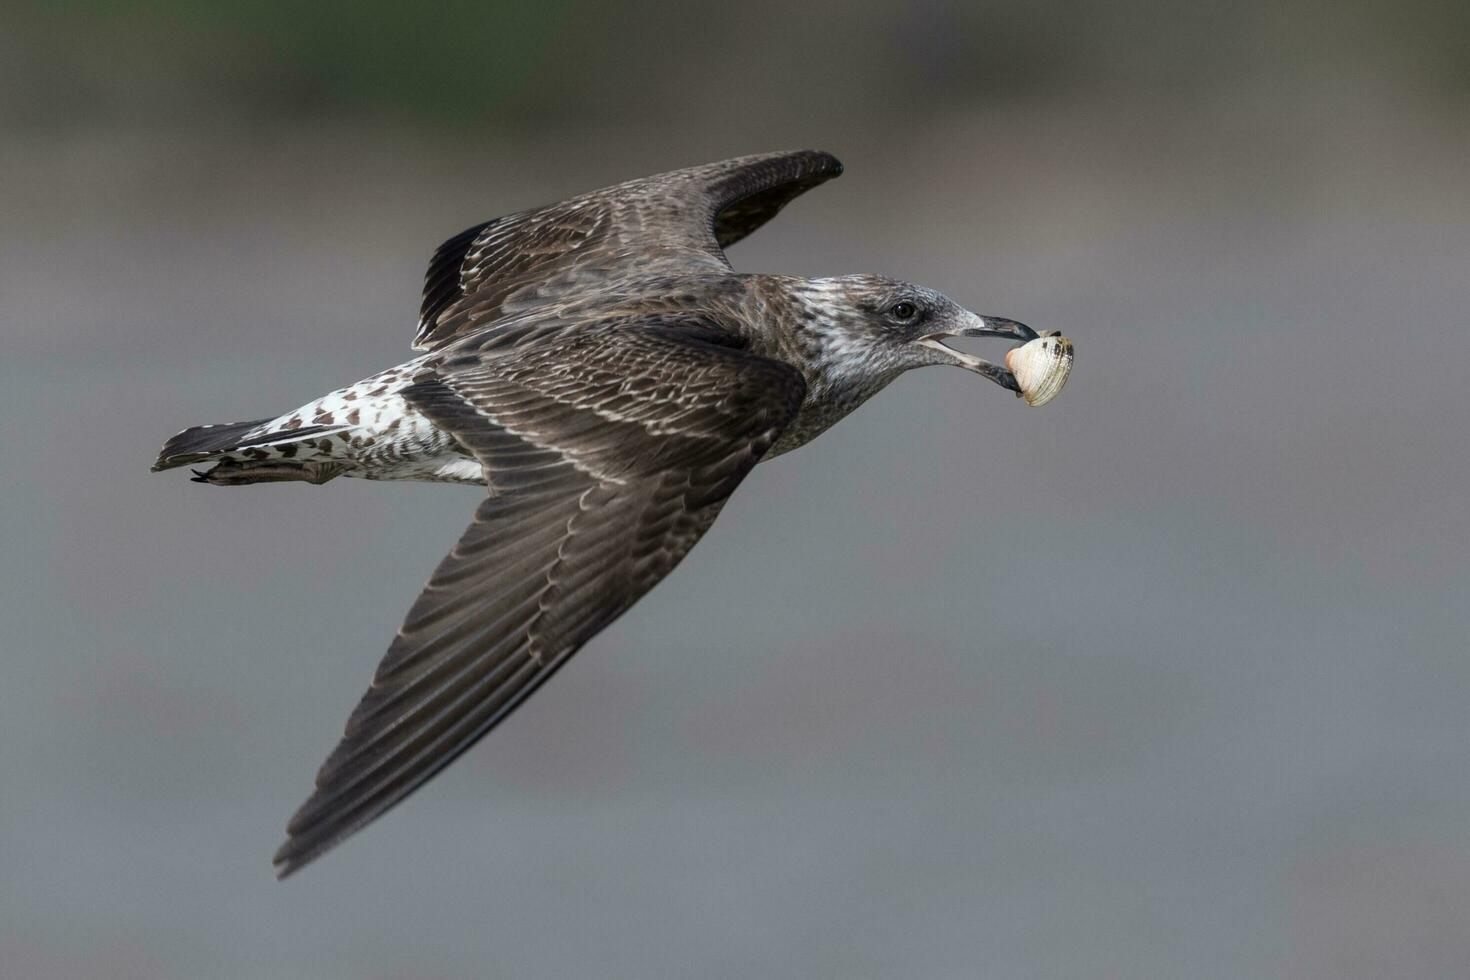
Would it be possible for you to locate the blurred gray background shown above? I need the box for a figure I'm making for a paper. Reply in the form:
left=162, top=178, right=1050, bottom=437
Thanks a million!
left=3, top=1, right=1469, bottom=977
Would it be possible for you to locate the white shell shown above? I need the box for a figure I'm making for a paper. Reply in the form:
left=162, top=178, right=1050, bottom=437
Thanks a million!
left=1005, top=334, right=1074, bottom=407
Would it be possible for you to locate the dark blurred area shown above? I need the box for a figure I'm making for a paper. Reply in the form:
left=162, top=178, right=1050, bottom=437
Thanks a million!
left=5, top=0, right=1470, bottom=128
left=3, top=2, right=1469, bottom=978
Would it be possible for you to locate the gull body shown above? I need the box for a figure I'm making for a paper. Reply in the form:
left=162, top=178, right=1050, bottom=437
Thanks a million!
left=151, top=151, right=1047, bottom=876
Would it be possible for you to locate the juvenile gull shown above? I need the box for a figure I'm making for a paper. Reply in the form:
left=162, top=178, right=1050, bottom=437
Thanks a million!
left=151, top=150, right=1067, bottom=877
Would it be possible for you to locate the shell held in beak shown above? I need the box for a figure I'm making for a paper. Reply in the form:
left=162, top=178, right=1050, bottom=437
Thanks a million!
left=1005, top=334, right=1074, bottom=407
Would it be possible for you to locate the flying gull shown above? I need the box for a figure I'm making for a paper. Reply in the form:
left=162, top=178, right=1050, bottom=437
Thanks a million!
left=151, top=150, right=1073, bottom=877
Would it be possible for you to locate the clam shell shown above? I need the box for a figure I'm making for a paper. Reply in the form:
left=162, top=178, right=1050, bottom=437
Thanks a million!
left=1004, top=334, right=1074, bottom=407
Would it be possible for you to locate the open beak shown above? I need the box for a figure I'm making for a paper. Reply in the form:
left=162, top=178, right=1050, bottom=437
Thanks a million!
left=917, top=315, right=1039, bottom=394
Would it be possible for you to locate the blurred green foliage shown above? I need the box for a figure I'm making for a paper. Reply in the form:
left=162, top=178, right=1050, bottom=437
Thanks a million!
left=163, top=0, right=578, bottom=115
left=15, top=0, right=581, bottom=122
left=7, top=0, right=1468, bottom=129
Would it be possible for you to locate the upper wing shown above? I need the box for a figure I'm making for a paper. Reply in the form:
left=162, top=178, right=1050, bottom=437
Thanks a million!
left=413, top=149, right=842, bottom=351
left=273, top=319, right=806, bottom=877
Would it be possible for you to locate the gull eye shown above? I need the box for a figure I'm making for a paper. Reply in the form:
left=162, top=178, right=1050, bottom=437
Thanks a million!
left=889, top=301, right=918, bottom=321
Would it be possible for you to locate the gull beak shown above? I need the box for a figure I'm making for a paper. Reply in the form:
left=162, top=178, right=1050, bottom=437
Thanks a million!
left=917, top=315, right=1040, bottom=394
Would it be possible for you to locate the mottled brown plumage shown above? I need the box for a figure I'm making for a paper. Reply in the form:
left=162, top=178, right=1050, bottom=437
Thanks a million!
left=414, top=151, right=843, bottom=351
left=150, top=150, right=1047, bottom=876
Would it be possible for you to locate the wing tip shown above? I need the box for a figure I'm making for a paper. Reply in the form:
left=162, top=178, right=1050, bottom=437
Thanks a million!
left=739, top=147, right=843, bottom=172
left=799, top=148, right=844, bottom=177
left=271, top=836, right=307, bottom=879
left=762, top=148, right=844, bottom=181
left=271, top=825, right=344, bottom=880
left=272, top=851, right=312, bottom=881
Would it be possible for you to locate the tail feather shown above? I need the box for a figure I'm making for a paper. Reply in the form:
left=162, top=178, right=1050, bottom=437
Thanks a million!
left=151, top=418, right=343, bottom=472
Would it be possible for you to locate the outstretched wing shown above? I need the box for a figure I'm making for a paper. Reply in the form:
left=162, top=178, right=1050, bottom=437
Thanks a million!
left=414, top=149, right=842, bottom=351
left=273, top=319, right=806, bottom=877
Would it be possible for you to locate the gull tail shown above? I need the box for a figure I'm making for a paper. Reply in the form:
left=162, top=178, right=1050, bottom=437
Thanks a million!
left=150, top=418, right=341, bottom=472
